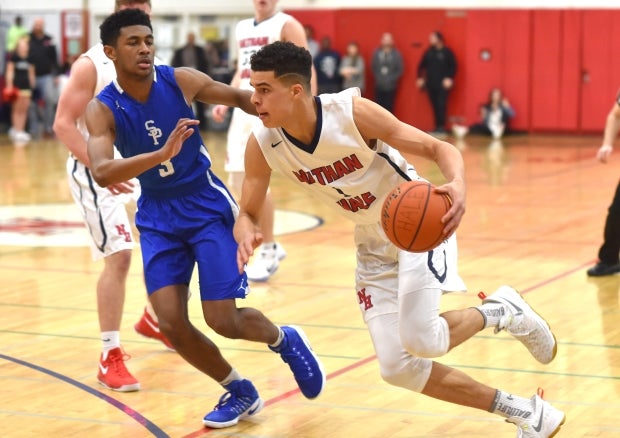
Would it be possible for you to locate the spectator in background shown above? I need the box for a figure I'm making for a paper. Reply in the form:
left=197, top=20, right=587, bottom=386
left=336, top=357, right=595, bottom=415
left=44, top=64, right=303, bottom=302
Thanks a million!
left=371, top=32, right=403, bottom=113
left=6, top=16, right=28, bottom=54
left=314, top=36, right=341, bottom=94
left=28, top=17, right=59, bottom=138
left=304, top=24, right=319, bottom=58
left=416, top=31, right=457, bottom=138
left=5, top=35, right=34, bottom=145
left=204, top=41, right=221, bottom=77
left=339, top=41, right=365, bottom=94
left=586, top=91, right=620, bottom=277
left=452, top=88, right=515, bottom=139
left=171, top=31, right=210, bottom=129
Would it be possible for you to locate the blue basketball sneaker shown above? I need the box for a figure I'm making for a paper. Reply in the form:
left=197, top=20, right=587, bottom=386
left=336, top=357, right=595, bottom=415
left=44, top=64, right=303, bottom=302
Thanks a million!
left=269, top=325, right=326, bottom=399
left=202, top=379, right=264, bottom=429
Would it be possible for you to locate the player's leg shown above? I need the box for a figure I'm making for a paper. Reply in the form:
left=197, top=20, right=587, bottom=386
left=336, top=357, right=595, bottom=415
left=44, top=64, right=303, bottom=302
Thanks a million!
left=367, top=308, right=565, bottom=436
left=138, top=207, right=263, bottom=429
left=148, top=284, right=263, bottom=429
left=191, top=187, right=324, bottom=400
left=66, top=157, right=141, bottom=391
left=588, top=179, right=620, bottom=276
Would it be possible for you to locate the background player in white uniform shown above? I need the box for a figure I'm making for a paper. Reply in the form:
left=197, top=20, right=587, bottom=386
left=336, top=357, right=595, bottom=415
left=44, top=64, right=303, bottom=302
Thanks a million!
left=211, top=0, right=316, bottom=282
left=53, top=0, right=172, bottom=393
left=234, top=41, right=566, bottom=438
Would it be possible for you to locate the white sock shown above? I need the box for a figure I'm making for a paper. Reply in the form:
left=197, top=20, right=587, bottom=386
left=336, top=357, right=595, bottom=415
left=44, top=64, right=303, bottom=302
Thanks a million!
left=101, top=331, right=120, bottom=355
left=489, top=390, right=533, bottom=418
left=220, top=368, right=243, bottom=387
left=269, top=327, right=285, bottom=348
left=262, top=242, right=276, bottom=252
left=475, top=303, right=507, bottom=329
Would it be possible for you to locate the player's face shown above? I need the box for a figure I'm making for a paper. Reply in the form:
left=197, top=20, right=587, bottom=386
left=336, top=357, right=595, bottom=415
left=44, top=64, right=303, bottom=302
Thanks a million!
left=110, top=25, right=154, bottom=77
left=250, top=71, right=294, bottom=128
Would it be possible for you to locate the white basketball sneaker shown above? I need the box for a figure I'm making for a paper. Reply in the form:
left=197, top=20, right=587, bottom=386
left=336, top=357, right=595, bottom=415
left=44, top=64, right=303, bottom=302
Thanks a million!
left=245, top=242, right=286, bottom=282
left=480, top=286, right=557, bottom=364
left=507, top=390, right=565, bottom=438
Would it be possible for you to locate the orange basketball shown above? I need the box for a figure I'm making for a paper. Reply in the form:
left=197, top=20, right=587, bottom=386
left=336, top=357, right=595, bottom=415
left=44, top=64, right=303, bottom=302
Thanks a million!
left=381, top=180, right=452, bottom=253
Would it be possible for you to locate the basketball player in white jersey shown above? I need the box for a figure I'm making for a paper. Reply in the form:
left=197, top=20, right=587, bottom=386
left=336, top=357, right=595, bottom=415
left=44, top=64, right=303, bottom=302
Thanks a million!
left=211, top=0, right=316, bottom=282
left=235, top=41, right=566, bottom=438
left=53, top=0, right=173, bottom=393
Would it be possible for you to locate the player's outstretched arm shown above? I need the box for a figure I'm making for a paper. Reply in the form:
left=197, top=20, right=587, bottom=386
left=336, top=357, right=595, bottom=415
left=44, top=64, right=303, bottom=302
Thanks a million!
left=175, top=67, right=257, bottom=119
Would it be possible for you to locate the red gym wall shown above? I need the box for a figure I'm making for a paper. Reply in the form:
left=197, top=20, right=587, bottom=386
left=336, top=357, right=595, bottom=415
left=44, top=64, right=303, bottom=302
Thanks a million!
left=287, top=8, right=620, bottom=135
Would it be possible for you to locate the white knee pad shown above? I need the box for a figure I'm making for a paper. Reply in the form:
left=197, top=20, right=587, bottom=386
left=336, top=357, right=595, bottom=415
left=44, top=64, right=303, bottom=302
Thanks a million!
left=379, top=354, right=433, bottom=393
left=399, top=289, right=450, bottom=358
left=367, top=313, right=433, bottom=393
left=400, top=315, right=450, bottom=358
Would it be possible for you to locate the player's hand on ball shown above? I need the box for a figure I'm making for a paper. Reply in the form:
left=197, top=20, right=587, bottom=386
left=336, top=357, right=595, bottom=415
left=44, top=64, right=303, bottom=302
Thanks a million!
left=435, top=179, right=466, bottom=237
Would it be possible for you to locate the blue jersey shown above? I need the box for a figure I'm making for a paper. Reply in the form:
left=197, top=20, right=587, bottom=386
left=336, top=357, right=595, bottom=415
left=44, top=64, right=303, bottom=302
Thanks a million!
left=97, top=65, right=211, bottom=198
left=96, top=65, right=247, bottom=300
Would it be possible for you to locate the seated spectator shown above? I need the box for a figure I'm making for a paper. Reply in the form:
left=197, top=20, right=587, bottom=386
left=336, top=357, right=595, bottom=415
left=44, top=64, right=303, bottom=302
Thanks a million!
left=453, top=88, right=515, bottom=139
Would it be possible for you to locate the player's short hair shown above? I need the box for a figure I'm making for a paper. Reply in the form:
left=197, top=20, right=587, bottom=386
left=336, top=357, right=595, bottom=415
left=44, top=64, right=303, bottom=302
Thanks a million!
left=100, top=8, right=152, bottom=47
left=250, top=41, right=312, bottom=89
left=115, top=0, right=151, bottom=12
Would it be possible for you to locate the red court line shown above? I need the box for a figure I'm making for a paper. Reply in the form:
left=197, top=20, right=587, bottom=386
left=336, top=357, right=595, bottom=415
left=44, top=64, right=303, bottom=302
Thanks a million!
left=181, top=355, right=378, bottom=438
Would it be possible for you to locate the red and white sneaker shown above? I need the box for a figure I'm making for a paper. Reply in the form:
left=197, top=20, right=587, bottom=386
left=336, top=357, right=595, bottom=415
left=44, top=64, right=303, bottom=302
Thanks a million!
left=134, top=307, right=175, bottom=351
left=97, top=347, right=140, bottom=392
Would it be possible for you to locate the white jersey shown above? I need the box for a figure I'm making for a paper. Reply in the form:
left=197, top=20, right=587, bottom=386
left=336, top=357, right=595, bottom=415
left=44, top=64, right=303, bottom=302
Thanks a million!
left=235, top=12, right=291, bottom=91
left=254, top=88, right=423, bottom=225
left=225, top=12, right=292, bottom=174
left=75, top=44, right=116, bottom=141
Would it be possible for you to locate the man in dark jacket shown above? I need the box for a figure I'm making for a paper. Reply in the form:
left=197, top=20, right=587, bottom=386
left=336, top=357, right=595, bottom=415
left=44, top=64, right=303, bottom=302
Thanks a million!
left=416, top=31, right=457, bottom=137
left=171, top=32, right=210, bottom=128
left=28, top=17, right=59, bottom=138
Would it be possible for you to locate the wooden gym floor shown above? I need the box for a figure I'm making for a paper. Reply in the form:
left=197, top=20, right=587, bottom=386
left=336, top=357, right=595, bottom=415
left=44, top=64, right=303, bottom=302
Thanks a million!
left=0, top=130, right=618, bottom=437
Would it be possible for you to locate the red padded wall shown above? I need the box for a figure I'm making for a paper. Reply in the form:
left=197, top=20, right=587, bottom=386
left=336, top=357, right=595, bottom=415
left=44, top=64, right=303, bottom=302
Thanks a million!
left=285, top=8, right=620, bottom=134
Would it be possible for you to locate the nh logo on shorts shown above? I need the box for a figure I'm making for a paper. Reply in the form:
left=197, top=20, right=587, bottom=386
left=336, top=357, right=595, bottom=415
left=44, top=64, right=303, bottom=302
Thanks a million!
left=357, top=288, right=373, bottom=311
left=115, top=224, right=132, bottom=243
left=145, top=120, right=162, bottom=145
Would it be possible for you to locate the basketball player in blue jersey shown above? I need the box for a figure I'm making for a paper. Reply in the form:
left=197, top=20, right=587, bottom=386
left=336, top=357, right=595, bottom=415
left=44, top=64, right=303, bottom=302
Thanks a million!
left=84, top=10, right=325, bottom=429
left=235, top=41, right=566, bottom=438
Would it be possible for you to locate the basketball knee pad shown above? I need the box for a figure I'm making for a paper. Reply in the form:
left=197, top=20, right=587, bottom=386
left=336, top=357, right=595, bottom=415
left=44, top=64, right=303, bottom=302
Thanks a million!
left=400, top=316, right=450, bottom=358
left=379, top=355, right=433, bottom=393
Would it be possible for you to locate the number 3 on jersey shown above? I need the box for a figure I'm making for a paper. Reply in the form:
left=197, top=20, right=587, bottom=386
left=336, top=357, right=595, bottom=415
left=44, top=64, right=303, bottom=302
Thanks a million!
left=159, top=159, right=174, bottom=177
